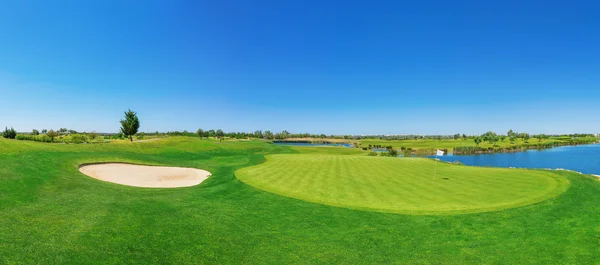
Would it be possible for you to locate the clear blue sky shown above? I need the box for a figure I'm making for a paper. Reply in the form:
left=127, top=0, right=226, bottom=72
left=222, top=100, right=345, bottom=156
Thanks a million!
left=1, top=0, right=599, bottom=135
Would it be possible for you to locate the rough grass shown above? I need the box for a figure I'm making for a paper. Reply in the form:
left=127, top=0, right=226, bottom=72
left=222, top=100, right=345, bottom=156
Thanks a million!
left=1, top=137, right=600, bottom=264
left=236, top=154, right=569, bottom=214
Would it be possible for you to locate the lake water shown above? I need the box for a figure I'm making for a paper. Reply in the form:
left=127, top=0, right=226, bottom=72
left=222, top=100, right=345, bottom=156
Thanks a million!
left=435, top=143, right=600, bottom=175
left=273, top=142, right=354, bottom=148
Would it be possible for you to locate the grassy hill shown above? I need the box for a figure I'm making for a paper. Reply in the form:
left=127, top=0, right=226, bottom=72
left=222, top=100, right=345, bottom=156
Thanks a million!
left=1, top=137, right=599, bottom=264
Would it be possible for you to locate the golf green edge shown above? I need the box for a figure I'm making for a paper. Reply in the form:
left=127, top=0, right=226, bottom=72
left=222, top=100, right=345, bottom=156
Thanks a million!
left=235, top=154, right=570, bottom=215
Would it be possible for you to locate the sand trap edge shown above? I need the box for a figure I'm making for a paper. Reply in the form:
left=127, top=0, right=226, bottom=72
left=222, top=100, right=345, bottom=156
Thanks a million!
left=79, top=162, right=212, bottom=188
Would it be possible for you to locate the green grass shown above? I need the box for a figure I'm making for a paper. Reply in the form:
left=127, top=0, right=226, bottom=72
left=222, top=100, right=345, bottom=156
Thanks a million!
left=1, top=136, right=600, bottom=264
left=358, top=137, right=598, bottom=151
left=236, top=154, right=569, bottom=214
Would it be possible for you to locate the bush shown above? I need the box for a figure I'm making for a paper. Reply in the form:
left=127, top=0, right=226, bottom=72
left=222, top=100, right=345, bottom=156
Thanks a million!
left=2, top=127, right=17, bottom=139
left=136, top=132, right=145, bottom=140
left=88, top=131, right=99, bottom=140
left=367, top=152, right=378, bottom=156
left=70, top=134, right=88, bottom=144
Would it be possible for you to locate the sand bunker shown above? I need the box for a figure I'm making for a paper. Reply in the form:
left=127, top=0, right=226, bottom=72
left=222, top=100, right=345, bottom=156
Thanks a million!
left=79, top=163, right=211, bottom=188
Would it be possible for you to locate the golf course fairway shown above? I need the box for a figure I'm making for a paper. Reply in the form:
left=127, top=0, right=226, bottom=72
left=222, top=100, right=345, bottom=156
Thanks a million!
left=236, top=154, right=569, bottom=214
left=4, top=137, right=600, bottom=264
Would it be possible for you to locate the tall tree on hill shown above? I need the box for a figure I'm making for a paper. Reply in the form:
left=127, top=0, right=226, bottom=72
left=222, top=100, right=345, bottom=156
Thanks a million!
left=119, top=109, right=140, bottom=142
left=216, top=129, right=224, bottom=143
left=197, top=128, right=204, bottom=139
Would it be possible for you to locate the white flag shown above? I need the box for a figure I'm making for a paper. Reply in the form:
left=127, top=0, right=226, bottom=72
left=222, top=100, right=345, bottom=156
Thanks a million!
left=436, top=149, right=444, bottom=156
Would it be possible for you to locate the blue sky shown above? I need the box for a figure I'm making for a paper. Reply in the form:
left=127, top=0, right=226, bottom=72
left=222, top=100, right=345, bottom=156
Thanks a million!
left=1, top=0, right=599, bottom=135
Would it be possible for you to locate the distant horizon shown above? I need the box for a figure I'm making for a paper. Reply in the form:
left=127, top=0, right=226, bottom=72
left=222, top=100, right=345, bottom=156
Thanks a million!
left=1, top=1, right=599, bottom=135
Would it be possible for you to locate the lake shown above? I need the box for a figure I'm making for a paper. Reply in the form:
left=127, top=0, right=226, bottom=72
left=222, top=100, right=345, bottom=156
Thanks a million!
left=273, top=142, right=354, bottom=148
left=435, top=143, right=600, bottom=175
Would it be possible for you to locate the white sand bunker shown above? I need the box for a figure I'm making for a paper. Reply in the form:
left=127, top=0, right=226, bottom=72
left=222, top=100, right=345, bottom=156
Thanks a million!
left=79, top=163, right=211, bottom=188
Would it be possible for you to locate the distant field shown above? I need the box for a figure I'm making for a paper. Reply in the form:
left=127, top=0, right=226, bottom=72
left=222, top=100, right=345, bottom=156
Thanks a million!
left=236, top=154, right=569, bottom=214
left=357, top=137, right=598, bottom=151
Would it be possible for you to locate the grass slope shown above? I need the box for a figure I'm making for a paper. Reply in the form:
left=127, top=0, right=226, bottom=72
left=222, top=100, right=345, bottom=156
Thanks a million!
left=236, top=154, right=569, bottom=214
left=1, top=137, right=599, bottom=264
left=358, top=137, right=598, bottom=151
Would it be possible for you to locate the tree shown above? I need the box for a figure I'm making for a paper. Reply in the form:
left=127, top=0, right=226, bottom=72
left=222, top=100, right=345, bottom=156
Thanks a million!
left=523, top=133, right=530, bottom=143
left=489, top=135, right=499, bottom=146
left=207, top=129, right=216, bottom=138
left=197, top=128, right=204, bottom=139
left=535, top=134, right=545, bottom=142
left=507, top=129, right=514, bottom=137
left=88, top=131, right=99, bottom=140
left=453, top=133, right=460, bottom=140
left=59, top=128, right=68, bottom=134
left=264, top=130, right=274, bottom=140
left=509, top=136, right=516, bottom=144
left=68, top=129, right=77, bottom=134
left=41, top=129, right=47, bottom=134
left=47, top=129, right=58, bottom=142
left=216, top=129, right=224, bottom=143
left=474, top=136, right=482, bottom=147
left=254, top=130, right=263, bottom=139
left=119, top=109, right=140, bottom=142
left=2, top=127, right=17, bottom=139
left=461, top=134, right=467, bottom=140
left=32, top=129, right=40, bottom=135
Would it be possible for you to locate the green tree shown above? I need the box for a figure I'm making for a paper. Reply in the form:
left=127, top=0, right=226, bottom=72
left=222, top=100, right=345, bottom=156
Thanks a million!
left=88, top=131, right=99, bottom=140
left=216, top=129, right=224, bottom=143
left=254, top=130, right=263, bottom=139
left=32, top=129, right=40, bottom=135
left=535, top=134, right=544, bottom=142
left=507, top=129, right=514, bottom=137
left=474, top=136, right=482, bottom=147
left=119, top=109, right=140, bottom=142
left=509, top=136, right=516, bottom=144
left=47, top=130, right=58, bottom=142
left=2, top=127, right=17, bottom=139
left=523, top=133, right=530, bottom=143
left=197, top=128, right=204, bottom=139
left=41, top=129, right=47, bottom=134
left=59, top=128, right=68, bottom=135
left=264, top=130, right=274, bottom=140
left=489, top=135, right=499, bottom=146
left=462, top=133, right=467, bottom=140
left=453, top=133, right=460, bottom=140
left=207, top=129, right=216, bottom=138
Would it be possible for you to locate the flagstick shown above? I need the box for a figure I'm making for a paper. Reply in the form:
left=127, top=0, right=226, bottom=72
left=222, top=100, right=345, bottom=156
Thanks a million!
left=434, top=154, right=438, bottom=180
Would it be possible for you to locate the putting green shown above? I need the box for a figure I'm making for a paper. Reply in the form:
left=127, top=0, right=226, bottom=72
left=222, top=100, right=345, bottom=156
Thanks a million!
left=236, top=154, right=569, bottom=214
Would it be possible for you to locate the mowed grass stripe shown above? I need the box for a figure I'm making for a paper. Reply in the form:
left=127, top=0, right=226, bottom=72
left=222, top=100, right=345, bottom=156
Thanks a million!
left=236, top=154, right=569, bottom=214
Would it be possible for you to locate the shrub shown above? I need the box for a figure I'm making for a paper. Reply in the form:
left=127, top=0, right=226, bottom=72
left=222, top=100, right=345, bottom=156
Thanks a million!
left=46, top=130, right=59, bottom=142
left=70, top=134, right=88, bottom=144
left=136, top=132, right=145, bottom=140
left=367, top=152, right=378, bottom=156
left=88, top=131, right=99, bottom=140
left=2, top=127, right=17, bottom=139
